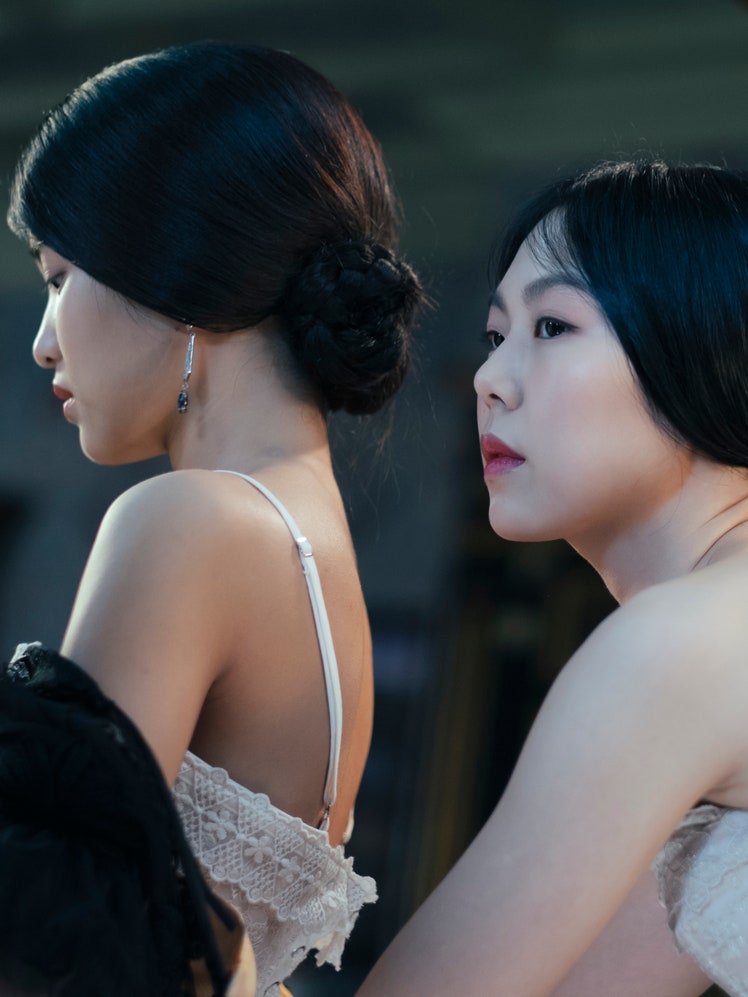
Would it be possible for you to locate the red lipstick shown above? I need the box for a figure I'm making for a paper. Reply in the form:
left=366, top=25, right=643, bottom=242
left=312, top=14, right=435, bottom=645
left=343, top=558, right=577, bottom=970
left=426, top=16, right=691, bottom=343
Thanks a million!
left=480, top=433, right=525, bottom=476
left=52, top=384, right=75, bottom=422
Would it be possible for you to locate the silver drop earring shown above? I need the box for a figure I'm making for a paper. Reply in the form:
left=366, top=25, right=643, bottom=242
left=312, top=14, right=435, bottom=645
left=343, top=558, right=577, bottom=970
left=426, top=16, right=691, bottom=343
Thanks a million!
left=177, top=326, right=195, bottom=414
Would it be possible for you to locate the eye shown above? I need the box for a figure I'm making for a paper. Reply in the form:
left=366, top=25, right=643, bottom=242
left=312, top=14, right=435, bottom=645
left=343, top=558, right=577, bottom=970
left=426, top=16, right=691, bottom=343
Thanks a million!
left=46, top=273, right=65, bottom=292
left=484, top=329, right=505, bottom=353
left=537, top=317, right=570, bottom=339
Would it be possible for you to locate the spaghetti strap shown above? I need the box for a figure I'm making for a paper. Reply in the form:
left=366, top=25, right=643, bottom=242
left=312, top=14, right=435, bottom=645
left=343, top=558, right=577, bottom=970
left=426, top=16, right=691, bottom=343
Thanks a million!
left=214, top=469, right=342, bottom=831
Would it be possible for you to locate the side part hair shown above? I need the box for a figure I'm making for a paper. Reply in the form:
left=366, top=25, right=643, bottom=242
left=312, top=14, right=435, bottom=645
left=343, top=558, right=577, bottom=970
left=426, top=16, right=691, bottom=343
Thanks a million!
left=8, top=42, right=423, bottom=415
left=492, top=160, right=748, bottom=467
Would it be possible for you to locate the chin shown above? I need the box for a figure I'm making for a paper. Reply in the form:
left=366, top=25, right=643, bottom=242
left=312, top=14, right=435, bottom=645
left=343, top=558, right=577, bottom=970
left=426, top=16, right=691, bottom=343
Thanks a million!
left=79, top=434, right=163, bottom=467
left=487, top=505, right=560, bottom=544
left=488, top=522, right=548, bottom=543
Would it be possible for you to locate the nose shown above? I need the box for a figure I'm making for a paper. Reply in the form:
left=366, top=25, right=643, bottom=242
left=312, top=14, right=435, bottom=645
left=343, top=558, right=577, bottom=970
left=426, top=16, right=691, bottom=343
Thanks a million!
left=474, top=348, right=522, bottom=411
left=32, top=303, right=61, bottom=369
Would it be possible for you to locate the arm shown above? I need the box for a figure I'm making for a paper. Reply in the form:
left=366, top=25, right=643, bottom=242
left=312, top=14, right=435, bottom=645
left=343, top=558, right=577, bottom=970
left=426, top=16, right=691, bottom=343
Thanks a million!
left=61, top=471, right=239, bottom=782
left=550, top=868, right=711, bottom=997
left=359, top=587, right=748, bottom=995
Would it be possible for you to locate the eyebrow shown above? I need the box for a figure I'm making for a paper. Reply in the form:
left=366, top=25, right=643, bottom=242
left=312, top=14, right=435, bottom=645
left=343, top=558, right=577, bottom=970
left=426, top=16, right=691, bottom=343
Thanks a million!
left=490, top=274, right=590, bottom=311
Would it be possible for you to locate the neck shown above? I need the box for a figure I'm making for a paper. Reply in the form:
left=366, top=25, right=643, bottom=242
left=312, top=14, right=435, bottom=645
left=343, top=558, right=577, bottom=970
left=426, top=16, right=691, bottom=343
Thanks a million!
left=164, top=322, right=331, bottom=476
left=571, top=458, right=748, bottom=603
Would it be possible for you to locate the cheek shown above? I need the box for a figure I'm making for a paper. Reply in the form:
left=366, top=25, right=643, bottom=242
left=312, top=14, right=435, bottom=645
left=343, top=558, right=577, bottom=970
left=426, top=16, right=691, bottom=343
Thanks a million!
left=531, top=365, right=643, bottom=476
left=530, top=365, right=607, bottom=444
left=563, top=381, right=671, bottom=491
left=568, top=349, right=639, bottom=428
left=56, top=295, right=111, bottom=360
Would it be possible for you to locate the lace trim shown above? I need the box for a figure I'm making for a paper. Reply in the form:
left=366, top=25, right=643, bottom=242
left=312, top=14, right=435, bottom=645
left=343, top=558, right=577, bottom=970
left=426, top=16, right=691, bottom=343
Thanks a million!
left=653, top=804, right=727, bottom=932
left=654, top=804, right=748, bottom=995
left=173, top=750, right=376, bottom=990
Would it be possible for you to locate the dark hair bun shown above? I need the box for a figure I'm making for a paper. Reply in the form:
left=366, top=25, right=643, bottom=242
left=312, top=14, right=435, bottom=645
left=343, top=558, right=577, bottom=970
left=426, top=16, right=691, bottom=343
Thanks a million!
left=9, top=43, right=423, bottom=416
left=283, top=240, right=423, bottom=415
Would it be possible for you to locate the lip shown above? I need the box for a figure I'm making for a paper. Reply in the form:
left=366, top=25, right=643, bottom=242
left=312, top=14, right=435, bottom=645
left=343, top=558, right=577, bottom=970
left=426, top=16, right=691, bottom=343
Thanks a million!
left=480, top=433, right=525, bottom=476
left=52, top=384, right=76, bottom=422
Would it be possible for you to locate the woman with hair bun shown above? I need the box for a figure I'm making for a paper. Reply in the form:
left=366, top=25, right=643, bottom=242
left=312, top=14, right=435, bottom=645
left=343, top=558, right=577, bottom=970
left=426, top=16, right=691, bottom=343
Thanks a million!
left=7, top=40, right=422, bottom=996
left=359, top=160, right=748, bottom=997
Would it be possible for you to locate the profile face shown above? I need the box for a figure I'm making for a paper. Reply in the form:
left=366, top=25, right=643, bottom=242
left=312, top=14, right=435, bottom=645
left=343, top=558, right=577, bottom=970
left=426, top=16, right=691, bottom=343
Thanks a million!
left=32, top=246, right=186, bottom=464
left=474, top=234, right=692, bottom=552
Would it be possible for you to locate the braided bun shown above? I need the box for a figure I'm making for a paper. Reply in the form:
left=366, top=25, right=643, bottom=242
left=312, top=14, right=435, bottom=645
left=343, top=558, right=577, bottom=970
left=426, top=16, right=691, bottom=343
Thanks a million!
left=282, top=240, right=423, bottom=415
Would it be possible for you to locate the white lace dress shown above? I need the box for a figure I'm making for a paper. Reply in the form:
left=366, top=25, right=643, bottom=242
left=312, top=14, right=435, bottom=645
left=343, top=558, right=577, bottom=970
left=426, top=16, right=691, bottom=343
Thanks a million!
left=173, top=472, right=376, bottom=996
left=173, top=752, right=376, bottom=997
left=654, top=803, right=748, bottom=996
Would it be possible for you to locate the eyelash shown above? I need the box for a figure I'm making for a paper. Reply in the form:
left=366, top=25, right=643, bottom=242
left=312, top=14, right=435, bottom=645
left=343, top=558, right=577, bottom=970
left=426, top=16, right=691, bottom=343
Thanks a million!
left=483, top=317, right=571, bottom=353
left=484, top=330, right=504, bottom=352
left=538, top=317, right=569, bottom=338
left=44, top=274, right=64, bottom=293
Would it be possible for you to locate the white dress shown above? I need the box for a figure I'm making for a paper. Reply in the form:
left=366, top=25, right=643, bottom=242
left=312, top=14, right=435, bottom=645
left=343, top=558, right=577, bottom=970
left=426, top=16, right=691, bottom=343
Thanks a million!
left=172, top=473, right=376, bottom=997
left=655, top=803, right=748, bottom=996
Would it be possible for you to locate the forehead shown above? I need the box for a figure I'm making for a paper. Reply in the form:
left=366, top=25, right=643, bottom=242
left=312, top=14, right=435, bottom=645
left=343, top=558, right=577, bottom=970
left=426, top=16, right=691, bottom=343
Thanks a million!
left=491, top=239, right=591, bottom=312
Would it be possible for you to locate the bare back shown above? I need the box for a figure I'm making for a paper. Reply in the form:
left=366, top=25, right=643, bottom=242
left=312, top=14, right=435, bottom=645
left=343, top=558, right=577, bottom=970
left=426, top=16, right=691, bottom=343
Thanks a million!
left=61, top=462, right=373, bottom=847
left=188, top=466, right=374, bottom=845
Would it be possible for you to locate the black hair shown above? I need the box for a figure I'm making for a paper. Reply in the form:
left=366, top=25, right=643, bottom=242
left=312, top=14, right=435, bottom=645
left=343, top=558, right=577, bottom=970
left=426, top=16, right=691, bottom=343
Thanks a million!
left=491, top=160, right=748, bottom=467
left=8, top=41, right=423, bottom=415
left=0, top=644, right=242, bottom=996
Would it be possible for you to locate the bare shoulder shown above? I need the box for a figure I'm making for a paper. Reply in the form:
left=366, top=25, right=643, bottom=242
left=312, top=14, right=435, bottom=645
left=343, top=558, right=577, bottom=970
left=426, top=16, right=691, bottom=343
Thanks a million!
left=544, top=561, right=748, bottom=803
left=572, top=564, right=747, bottom=686
left=96, top=468, right=288, bottom=567
left=60, top=470, right=259, bottom=777
left=102, top=468, right=244, bottom=536
left=358, top=575, right=728, bottom=997
left=83, top=467, right=314, bottom=653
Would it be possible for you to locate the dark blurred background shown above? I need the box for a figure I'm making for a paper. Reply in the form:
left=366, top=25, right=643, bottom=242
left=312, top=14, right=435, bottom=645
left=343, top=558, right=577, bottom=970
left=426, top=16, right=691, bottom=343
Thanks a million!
left=0, top=1, right=746, bottom=993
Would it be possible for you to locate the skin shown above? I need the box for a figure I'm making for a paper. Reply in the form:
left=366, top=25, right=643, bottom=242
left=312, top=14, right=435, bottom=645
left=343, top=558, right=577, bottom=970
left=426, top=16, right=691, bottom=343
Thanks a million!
left=357, top=238, right=748, bottom=995
left=33, top=246, right=373, bottom=846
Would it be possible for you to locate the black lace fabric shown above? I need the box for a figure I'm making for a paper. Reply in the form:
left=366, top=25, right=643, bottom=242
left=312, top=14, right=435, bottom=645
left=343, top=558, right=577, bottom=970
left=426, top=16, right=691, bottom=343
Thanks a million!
left=0, top=643, right=237, bottom=997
